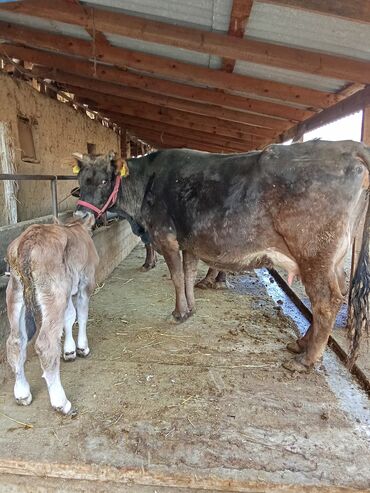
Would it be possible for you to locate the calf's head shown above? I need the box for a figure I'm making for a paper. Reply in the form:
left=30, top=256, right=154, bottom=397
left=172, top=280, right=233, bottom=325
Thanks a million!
left=72, top=151, right=129, bottom=219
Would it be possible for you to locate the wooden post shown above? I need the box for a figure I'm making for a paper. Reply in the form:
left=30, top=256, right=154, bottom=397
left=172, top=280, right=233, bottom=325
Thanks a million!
left=0, top=122, right=18, bottom=224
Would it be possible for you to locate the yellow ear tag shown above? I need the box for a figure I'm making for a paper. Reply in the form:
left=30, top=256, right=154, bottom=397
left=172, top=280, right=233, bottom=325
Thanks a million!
left=120, top=160, right=128, bottom=177
left=72, top=164, right=80, bottom=175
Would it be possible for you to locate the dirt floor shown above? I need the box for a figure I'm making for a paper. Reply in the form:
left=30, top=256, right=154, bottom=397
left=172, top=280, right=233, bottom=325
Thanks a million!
left=0, top=244, right=369, bottom=492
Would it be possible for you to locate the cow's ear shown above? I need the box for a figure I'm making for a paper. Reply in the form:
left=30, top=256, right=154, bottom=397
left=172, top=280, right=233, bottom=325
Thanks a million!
left=114, top=157, right=129, bottom=177
left=72, top=152, right=84, bottom=174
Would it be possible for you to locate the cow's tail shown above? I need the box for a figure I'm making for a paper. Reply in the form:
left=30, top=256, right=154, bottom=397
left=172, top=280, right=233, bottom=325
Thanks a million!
left=348, top=145, right=370, bottom=367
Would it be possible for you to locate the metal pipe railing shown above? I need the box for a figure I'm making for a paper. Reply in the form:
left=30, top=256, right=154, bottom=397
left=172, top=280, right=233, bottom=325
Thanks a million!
left=0, top=174, right=77, bottom=218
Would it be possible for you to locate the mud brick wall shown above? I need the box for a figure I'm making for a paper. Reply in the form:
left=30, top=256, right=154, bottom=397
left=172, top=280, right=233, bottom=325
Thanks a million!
left=0, top=74, right=120, bottom=226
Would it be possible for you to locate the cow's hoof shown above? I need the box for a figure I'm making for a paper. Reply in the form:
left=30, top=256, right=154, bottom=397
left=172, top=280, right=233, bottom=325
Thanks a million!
left=286, top=341, right=305, bottom=354
left=140, top=262, right=156, bottom=272
left=53, top=400, right=74, bottom=416
left=16, top=393, right=33, bottom=406
left=214, top=281, right=228, bottom=290
left=76, top=347, right=90, bottom=358
left=282, top=358, right=311, bottom=373
left=195, top=279, right=213, bottom=289
left=172, top=310, right=192, bottom=323
left=63, top=351, right=77, bottom=362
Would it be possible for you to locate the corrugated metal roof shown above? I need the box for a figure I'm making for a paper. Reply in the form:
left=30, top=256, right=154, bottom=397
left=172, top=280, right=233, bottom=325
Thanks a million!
left=107, top=33, right=222, bottom=69
left=233, top=60, right=347, bottom=93
left=247, top=1, right=370, bottom=61
left=0, top=10, right=90, bottom=40
left=83, top=0, right=232, bottom=32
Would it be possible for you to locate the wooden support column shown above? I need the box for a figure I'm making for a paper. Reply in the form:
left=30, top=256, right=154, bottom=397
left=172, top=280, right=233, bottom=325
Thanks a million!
left=0, top=122, right=18, bottom=224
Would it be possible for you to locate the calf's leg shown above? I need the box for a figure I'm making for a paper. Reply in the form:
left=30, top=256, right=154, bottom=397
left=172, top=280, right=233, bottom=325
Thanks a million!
left=35, top=300, right=73, bottom=414
left=6, top=277, right=32, bottom=406
left=76, top=285, right=91, bottom=357
left=63, top=297, right=77, bottom=361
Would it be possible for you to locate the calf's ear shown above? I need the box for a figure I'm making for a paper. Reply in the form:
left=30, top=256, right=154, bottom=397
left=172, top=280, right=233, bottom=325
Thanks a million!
left=82, top=214, right=96, bottom=231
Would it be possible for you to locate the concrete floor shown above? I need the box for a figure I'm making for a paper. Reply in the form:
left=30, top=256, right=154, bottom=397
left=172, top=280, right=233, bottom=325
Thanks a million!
left=0, top=244, right=369, bottom=492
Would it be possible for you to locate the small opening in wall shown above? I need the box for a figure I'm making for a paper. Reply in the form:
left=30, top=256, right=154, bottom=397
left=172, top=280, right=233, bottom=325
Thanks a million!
left=17, top=115, right=37, bottom=163
left=87, top=142, right=96, bottom=154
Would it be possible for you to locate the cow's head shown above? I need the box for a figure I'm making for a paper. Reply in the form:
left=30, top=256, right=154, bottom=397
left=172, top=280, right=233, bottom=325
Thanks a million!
left=72, top=150, right=128, bottom=219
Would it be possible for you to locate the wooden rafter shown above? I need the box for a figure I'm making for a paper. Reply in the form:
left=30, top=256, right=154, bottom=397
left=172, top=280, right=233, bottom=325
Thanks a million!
left=103, top=114, right=263, bottom=150
left=27, top=66, right=292, bottom=130
left=0, top=1, right=369, bottom=85
left=123, top=128, right=251, bottom=153
left=0, top=22, right=338, bottom=108
left=70, top=86, right=277, bottom=140
left=221, top=0, right=254, bottom=73
left=0, top=45, right=314, bottom=123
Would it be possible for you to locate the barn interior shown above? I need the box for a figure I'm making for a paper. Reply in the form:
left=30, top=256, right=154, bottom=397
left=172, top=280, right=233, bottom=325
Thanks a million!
left=0, top=1, right=370, bottom=491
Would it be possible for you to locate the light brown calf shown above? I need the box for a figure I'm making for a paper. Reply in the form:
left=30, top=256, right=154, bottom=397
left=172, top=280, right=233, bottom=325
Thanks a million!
left=6, top=216, right=99, bottom=415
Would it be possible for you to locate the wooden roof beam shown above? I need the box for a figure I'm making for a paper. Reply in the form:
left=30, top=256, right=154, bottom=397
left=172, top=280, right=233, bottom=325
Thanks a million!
left=1, top=1, right=370, bottom=83
left=105, top=114, right=260, bottom=150
left=0, top=21, right=340, bottom=108
left=221, top=0, right=254, bottom=73
left=105, top=111, right=268, bottom=148
left=69, top=86, right=277, bottom=140
left=123, top=128, right=247, bottom=153
left=0, top=45, right=314, bottom=123
left=28, top=66, right=292, bottom=130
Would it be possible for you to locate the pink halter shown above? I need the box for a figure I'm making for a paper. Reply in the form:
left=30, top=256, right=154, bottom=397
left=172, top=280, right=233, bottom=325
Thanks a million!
left=77, top=175, right=122, bottom=219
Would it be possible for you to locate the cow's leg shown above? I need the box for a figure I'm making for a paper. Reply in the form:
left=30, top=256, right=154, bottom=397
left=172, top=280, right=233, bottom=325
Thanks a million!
left=160, top=240, right=190, bottom=322
left=196, top=269, right=228, bottom=289
left=215, top=271, right=228, bottom=289
left=284, top=270, right=342, bottom=371
left=35, top=300, right=73, bottom=414
left=183, top=251, right=199, bottom=313
left=63, top=297, right=77, bottom=361
left=196, top=268, right=218, bottom=289
left=76, top=285, right=91, bottom=357
left=286, top=325, right=312, bottom=354
left=140, top=243, right=158, bottom=272
left=6, top=278, right=32, bottom=406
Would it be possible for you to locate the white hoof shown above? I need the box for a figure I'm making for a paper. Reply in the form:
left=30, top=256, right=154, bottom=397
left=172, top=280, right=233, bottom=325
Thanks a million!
left=63, top=350, right=77, bottom=362
left=16, top=393, right=33, bottom=406
left=53, top=399, right=73, bottom=415
left=76, top=347, right=90, bottom=357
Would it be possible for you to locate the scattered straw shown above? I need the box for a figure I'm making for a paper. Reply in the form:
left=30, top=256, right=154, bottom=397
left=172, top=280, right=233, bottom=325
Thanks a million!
left=122, top=278, right=134, bottom=285
left=0, top=411, right=33, bottom=429
left=93, top=283, right=105, bottom=295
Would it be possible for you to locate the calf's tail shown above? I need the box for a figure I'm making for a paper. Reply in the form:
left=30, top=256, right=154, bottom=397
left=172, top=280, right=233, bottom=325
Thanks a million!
left=20, top=251, right=41, bottom=342
left=348, top=146, right=370, bottom=367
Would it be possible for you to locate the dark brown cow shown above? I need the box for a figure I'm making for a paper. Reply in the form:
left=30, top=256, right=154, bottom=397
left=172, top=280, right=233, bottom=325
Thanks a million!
left=6, top=216, right=98, bottom=414
left=74, top=141, right=370, bottom=371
